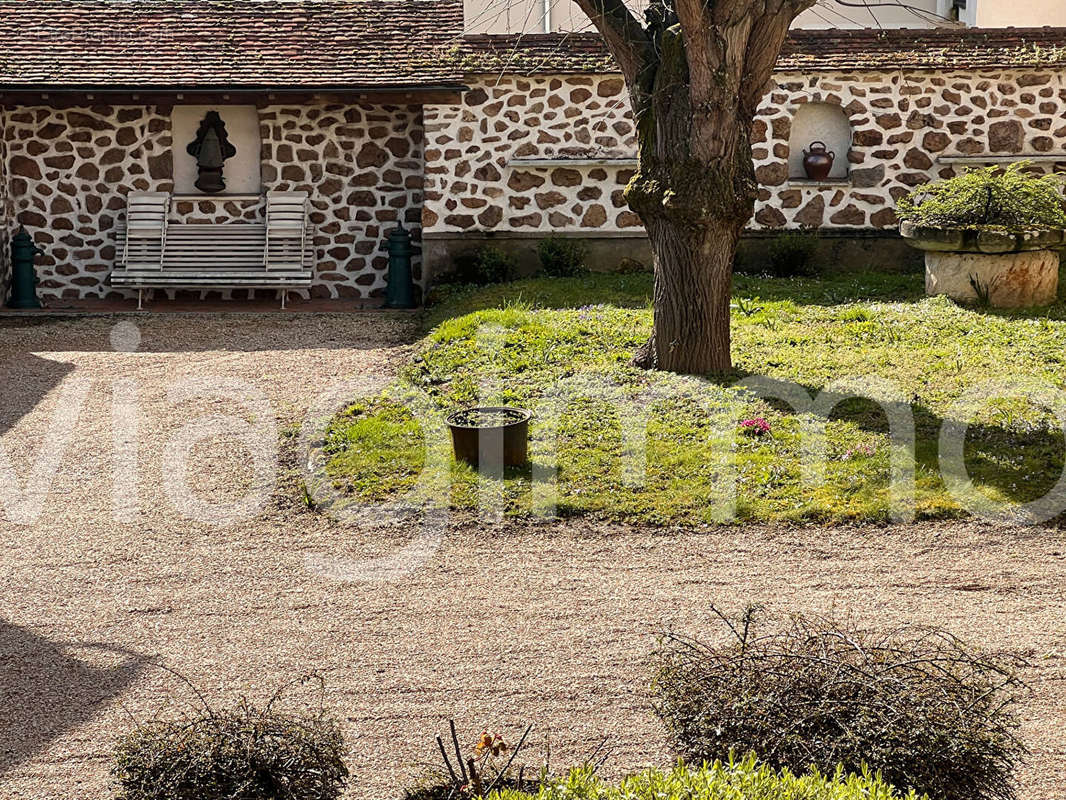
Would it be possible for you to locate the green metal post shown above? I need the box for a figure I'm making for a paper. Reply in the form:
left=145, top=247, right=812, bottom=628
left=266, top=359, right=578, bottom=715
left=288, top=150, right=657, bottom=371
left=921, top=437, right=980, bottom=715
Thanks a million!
left=7, top=226, right=44, bottom=309
left=385, top=222, right=416, bottom=309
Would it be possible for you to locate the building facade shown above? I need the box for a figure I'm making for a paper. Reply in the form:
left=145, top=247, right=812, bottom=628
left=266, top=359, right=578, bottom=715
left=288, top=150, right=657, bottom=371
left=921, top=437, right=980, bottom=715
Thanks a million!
left=1, top=1, right=1065, bottom=302
left=421, top=29, right=1066, bottom=275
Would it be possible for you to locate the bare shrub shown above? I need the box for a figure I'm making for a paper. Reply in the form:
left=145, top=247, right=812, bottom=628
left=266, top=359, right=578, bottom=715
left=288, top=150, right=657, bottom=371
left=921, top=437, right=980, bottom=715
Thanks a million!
left=112, top=676, right=348, bottom=800
left=652, top=606, right=1027, bottom=800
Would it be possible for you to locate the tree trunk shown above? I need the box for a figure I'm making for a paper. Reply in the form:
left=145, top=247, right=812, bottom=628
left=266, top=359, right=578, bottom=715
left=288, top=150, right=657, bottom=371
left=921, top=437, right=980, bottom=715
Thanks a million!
left=571, top=0, right=810, bottom=375
left=635, top=210, right=743, bottom=373
left=626, top=88, right=757, bottom=375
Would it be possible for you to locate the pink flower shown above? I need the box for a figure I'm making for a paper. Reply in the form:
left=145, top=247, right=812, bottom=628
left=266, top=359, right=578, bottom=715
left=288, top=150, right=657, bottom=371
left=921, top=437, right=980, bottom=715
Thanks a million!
left=740, top=417, right=771, bottom=437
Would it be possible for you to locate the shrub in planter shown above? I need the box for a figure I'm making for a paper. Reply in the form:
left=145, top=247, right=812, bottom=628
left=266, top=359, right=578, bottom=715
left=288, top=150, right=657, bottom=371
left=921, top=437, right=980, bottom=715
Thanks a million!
left=447, top=245, right=518, bottom=285
left=898, top=163, right=1066, bottom=307
left=652, top=606, right=1026, bottom=800
left=897, top=162, right=1066, bottom=231
left=537, top=236, right=589, bottom=277
left=112, top=700, right=349, bottom=800
left=486, top=755, right=925, bottom=800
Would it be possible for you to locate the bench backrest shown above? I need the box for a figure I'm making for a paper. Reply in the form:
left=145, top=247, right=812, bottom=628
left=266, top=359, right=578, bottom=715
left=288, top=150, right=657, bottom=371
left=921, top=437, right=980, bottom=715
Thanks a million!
left=126, top=192, right=169, bottom=233
left=265, top=192, right=309, bottom=270
left=123, top=191, right=170, bottom=268
left=266, top=192, right=309, bottom=230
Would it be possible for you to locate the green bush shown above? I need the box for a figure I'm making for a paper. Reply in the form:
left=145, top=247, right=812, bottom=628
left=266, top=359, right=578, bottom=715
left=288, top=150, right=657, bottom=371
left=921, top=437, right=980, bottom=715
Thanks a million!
left=765, top=232, right=819, bottom=277
left=449, top=245, right=517, bottom=285
left=897, top=161, right=1066, bottom=230
left=652, top=607, right=1026, bottom=800
left=487, top=756, right=925, bottom=800
left=537, top=236, right=589, bottom=277
left=112, top=700, right=349, bottom=800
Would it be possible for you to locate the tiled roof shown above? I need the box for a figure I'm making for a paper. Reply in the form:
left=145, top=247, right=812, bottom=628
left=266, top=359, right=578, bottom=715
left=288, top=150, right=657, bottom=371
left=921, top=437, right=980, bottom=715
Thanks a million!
left=780, top=26, right=1066, bottom=71
left=459, top=26, right=1066, bottom=75
left=0, top=0, right=466, bottom=90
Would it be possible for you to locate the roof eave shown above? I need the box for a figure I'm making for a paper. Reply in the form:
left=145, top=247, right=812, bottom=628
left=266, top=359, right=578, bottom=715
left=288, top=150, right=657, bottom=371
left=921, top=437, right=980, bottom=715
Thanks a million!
left=0, top=82, right=470, bottom=94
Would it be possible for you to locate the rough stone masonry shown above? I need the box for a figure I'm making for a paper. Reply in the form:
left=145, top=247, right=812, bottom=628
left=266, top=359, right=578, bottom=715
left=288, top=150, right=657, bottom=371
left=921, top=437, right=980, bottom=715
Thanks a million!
left=423, top=68, right=1066, bottom=234
left=1, top=102, right=424, bottom=300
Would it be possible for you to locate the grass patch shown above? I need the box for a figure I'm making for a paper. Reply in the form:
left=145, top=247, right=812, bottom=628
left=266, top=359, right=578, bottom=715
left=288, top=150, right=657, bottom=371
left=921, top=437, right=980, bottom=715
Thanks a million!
left=322, top=269, right=1066, bottom=525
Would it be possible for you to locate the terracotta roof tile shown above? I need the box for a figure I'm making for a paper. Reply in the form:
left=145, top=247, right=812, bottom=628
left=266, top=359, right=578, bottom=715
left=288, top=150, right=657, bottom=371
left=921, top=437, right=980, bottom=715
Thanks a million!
left=0, top=0, right=466, bottom=90
left=459, top=26, right=1066, bottom=75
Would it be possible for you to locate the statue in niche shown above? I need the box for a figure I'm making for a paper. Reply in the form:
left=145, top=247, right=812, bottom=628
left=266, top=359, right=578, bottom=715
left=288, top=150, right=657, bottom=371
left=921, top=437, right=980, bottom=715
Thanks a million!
left=186, top=111, right=236, bottom=193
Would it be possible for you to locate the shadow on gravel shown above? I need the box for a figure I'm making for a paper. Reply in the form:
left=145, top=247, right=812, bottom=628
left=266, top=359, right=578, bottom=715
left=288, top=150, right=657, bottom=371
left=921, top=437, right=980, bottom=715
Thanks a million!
left=0, top=621, right=144, bottom=775
left=0, top=354, right=75, bottom=438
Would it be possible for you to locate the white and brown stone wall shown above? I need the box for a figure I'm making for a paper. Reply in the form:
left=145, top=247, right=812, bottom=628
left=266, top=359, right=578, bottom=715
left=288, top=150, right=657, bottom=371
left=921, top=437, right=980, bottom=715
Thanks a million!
left=423, top=68, right=1066, bottom=242
left=1, top=102, right=423, bottom=300
left=2, top=105, right=173, bottom=299
left=424, top=74, right=639, bottom=235
left=258, top=103, right=424, bottom=299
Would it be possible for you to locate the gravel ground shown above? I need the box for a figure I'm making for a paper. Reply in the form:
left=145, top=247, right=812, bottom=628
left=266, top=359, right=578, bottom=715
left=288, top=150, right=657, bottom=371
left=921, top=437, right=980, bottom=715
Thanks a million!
left=0, top=313, right=1064, bottom=800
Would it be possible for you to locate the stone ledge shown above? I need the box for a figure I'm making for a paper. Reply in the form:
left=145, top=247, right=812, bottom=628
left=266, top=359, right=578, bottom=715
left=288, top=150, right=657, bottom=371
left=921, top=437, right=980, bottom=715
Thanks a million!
left=901, top=221, right=1066, bottom=253
left=787, top=177, right=851, bottom=187
left=425, top=227, right=906, bottom=241
left=171, top=194, right=263, bottom=201
left=937, top=154, right=1066, bottom=164
left=506, top=157, right=638, bottom=168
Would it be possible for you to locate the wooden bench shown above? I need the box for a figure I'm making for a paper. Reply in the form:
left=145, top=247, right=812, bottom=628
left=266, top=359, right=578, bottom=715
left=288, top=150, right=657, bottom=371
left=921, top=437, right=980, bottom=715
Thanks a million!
left=110, top=192, right=315, bottom=308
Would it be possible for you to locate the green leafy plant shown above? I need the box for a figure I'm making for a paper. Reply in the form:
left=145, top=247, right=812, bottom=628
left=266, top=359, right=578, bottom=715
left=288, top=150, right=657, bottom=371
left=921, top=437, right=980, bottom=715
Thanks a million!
left=448, top=246, right=518, bottom=285
left=536, top=236, right=589, bottom=277
left=971, top=273, right=993, bottom=307
left=897, top=162, right=1066, bottom=231
left=113, top=680, right=348, bottom=800
left=731, top=296, right=763, bottom=317
left=653, top=606, right=1027, bottom=800
left=765, top=232, right=820, bottom=277
left=487, top=756, right=925, bottom=800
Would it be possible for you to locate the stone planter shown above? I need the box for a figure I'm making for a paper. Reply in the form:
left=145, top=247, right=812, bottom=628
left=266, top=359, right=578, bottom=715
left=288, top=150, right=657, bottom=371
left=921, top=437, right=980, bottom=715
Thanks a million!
left=900, top=221, right=1063, bottom=308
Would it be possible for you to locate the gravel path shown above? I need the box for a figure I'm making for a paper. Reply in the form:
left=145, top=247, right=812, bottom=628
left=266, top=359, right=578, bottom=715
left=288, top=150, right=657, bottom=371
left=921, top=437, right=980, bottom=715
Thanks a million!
left=0, top=314, right=1063, bottom=799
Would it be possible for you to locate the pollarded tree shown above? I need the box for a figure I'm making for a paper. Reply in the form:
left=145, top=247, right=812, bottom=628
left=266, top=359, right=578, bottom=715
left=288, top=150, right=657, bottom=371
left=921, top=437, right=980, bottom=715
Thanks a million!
left=572, top=0, right=817, bottom=373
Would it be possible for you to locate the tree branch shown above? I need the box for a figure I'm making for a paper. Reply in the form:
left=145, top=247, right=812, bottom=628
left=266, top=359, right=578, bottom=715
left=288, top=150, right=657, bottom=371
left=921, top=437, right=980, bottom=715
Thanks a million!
left=740, top=1, right=817, bottom=117
left=572, top=0, right=649, bottom=84
left=673, top=0, right=715, bottom=103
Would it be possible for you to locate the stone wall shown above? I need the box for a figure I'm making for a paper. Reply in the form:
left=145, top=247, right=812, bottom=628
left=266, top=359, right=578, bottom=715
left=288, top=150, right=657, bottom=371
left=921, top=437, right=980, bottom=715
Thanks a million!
left=3, top=104, right=173, bottom=299
left=423, top=68, right=1066, bottom=269
left=1, top=101, right=423, bottom=300
left=259, top=103, right=424, bottom=299
left=424, top=74, right=639, bottom=235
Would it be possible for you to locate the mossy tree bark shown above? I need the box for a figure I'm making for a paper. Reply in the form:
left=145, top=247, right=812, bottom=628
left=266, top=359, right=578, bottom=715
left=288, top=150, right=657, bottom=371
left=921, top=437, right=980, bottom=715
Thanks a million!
left=574, top=0, right=816, bottom=373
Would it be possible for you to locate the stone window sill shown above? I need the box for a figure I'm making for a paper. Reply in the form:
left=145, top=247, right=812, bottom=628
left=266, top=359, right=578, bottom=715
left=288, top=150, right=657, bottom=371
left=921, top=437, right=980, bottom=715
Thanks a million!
left=937, top=154, right=1065, bottom=164
left=786, top=177, right=852, bottom=187
left=506, top=157, right=638, bottom=168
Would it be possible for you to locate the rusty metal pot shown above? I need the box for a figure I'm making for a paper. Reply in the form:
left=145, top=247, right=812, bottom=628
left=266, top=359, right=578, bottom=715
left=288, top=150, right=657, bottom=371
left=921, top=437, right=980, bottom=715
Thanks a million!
left=447, top=406, right=531, bottom=469
left=803, top=141, right=835, bottom=180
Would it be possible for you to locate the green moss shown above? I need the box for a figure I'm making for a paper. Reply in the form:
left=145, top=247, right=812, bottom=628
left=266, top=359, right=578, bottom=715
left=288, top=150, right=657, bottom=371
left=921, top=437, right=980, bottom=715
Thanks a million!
left=322, top=270, right=1066, bottom=525
left=897, top=161, right=1066, bottom=231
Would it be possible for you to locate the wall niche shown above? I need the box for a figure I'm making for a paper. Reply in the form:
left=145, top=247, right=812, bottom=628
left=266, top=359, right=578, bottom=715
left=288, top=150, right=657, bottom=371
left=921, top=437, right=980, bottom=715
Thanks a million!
left=788, top=103, right=852, bottom=180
